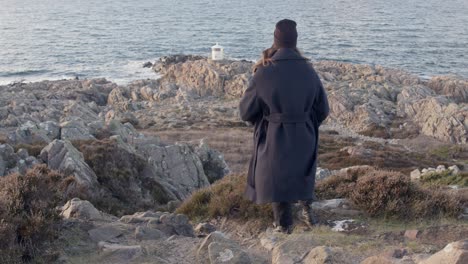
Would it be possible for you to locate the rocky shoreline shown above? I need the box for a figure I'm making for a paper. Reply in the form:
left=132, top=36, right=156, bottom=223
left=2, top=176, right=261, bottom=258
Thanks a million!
left=0, top=55, right=467, bottom=263
left=1, top=55, right=466, bottom=144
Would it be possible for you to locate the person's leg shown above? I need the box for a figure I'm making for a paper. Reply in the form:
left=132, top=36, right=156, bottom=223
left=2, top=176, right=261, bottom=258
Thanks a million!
left=299, top=199, right=318, bottom=227
left=272, top=202, right=293, bottom=233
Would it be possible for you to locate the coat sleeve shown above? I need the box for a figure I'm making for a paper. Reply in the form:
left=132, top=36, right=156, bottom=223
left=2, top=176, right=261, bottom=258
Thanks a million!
left=313, top=79, right=330, bottom=126
left=239, top=77, right=262, bottom=123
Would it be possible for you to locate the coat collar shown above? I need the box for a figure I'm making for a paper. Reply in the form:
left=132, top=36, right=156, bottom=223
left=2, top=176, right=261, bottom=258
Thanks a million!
left=271, top=48, right=309, bottom=61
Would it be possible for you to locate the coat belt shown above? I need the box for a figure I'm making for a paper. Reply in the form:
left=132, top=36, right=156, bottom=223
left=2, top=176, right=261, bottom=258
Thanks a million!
left=264, top=112, right=311, bottom=123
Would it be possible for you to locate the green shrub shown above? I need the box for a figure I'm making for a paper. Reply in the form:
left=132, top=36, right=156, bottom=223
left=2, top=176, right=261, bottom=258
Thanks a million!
left=0, top=165, right=65, bottom=263
left=420, top=171, right=468, bottom=187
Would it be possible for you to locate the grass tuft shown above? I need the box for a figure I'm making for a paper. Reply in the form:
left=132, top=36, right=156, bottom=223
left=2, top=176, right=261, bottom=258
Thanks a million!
left=176, top=174, right=272, bottom=223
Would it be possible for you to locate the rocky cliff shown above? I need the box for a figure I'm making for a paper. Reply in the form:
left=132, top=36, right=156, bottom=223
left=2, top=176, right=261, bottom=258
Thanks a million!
left=0, top=55, right=467, bottom=263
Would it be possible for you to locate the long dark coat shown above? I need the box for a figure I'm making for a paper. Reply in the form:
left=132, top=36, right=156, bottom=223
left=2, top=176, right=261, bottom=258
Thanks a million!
left=239, top=48, right=330, bottom=204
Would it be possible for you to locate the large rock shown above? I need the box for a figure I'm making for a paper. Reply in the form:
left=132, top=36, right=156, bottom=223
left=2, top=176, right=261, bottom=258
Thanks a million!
left=0, top=144, right=38, bottom=176
left=0, top=144, right=18, bottom=176
left=38, top=121, right=61, bottom=140
left=60, top=119, right=95, bottom=141
left=153, top=55, right=253, bottom=99
left=138, top=142, right=210, bottom=200
left=272, top=234, right=318, bottom=264
left=60, top=198, right=106, bottom=220
left=427, top=76, right=468, bottom=103
left=8, top=121, right=52, bottom=144
left=420, top=239, right=468, bottom=264
left=194, top=139, right=230, bottom=183
left=107, top=88, right=130, bottom=111
left=398, top=96, right=467, bottom=144
left=39, top=139, right=98, bottom=188
left=61, top=101, right=100, bottom=123
left=106, top=120, right=142, bottom=142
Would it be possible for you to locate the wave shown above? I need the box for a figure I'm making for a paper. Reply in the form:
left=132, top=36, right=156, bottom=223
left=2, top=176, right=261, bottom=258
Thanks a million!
left=0, top=69, right=50, bottom=77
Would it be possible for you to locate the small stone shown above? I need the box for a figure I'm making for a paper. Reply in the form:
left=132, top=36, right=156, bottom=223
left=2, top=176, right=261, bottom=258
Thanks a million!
left=404, top=229, right=419, bottom=240
left=195, top=222, right=216, bottom=236
left=330, top=220, right=367, bottom=233
left=98, top=242, right=143, bottom=262
left=315, top=167, right=332, bottom=181
left=135, top=226, right=164, bottom=241
left=16, top=148, right=29, bottom=159
left=410, top=169, right=421, bottom=181
left=197, top=232, right=237, bottom=264
left=312, top=199, right=348, bottom=210
left=304, top=246, right=354, bottom=264
left=361, top=255, right=398, bottom=264
left=448, top=165, right=460, bottom=175
left=143, top=62, right=153, bottom=68
left=167, top=200, right=181, bottom=212
left=0, top=157, right=5, bottom=177
left=208, top=242, right=252, bottom=264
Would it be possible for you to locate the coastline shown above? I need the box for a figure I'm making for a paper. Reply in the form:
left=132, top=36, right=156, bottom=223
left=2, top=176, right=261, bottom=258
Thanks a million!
left=1, top=56, right=467, bottom=86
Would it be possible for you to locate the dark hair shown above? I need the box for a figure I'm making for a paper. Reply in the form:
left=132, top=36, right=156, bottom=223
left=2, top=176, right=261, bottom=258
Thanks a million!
left=253, top=45, right=306, bottom=72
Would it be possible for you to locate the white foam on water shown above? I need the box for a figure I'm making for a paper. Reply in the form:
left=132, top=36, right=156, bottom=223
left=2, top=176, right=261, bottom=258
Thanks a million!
left=0, top=59, right=161, bottom=86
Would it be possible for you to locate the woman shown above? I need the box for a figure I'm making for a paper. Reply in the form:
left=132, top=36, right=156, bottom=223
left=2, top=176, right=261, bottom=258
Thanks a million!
left=239, top=19, right=330, bottom=234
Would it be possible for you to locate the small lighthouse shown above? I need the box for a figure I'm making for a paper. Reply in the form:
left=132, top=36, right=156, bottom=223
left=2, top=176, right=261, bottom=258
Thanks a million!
left=211, top=43, right=224, bottom=61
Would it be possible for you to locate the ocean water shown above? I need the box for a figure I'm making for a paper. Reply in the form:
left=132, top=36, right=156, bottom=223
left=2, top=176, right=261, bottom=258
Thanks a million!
left=1, top=0, right=467, bottom=85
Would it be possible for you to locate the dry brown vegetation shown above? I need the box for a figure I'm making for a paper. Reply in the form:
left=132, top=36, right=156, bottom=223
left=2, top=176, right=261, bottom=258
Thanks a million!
left=13, top=142, right=48, bottom=157
left=177, top=167, right=462, bottom=227
left=0, top=133, right=8, bottom=144
left=0, top=165, right=66, bottom=263
left=316, top=167, right=462, bottom=219
left=176, top=174, right=272, bottom=225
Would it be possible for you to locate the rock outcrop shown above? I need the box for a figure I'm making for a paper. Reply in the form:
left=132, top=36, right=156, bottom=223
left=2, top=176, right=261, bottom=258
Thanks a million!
left=0, top=143, right=40, bottom=176
left=137, top=142, right=210, bottom=201
left=40, top=139, right=99, bottom=188
left=193, top=139, right=230, bottom=183
left=57, top=198, right=207, bottom=264
left=60, top=198, right=108, bottom=221
left=3, top=55, right=464, bottom=143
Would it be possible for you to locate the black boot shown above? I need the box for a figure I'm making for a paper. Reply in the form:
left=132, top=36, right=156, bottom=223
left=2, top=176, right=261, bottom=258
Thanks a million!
left=272, top=202, right=293, bottom=234
left=299, top=200, right=318, bottom=228
left=273, top=222, right=292, bottom=234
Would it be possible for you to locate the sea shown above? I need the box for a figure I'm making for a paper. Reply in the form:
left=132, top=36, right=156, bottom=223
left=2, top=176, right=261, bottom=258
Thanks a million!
left=1, top=0, right=467, bottom=85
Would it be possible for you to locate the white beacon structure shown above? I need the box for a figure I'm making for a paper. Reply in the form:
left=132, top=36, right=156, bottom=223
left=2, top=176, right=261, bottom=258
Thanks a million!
left=211, top=43, right=224, bottom=61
